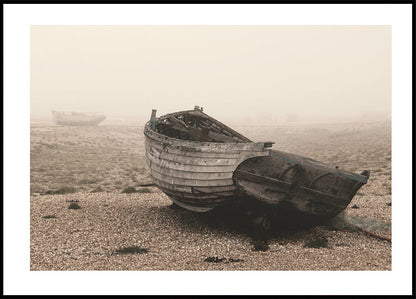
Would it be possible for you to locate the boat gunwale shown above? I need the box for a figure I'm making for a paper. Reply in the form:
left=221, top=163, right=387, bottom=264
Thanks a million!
left=154, top=109, right=252, bottom=141
left=144, top=120, right=268, bottom=151
left=145, top=139, right=267, bottom=157
left=268, top=150, right=370, bottom=183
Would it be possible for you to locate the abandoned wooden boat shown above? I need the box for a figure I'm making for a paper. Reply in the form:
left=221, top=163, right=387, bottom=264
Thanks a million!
left=52, top=110, right=106, bottom=126
left=144, top=106, right=272, bottom=212
left=144, top=106, right=369, bottom=223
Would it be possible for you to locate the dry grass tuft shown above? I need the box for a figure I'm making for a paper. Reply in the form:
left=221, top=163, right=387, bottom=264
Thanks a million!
left=137, top=187, right=152, bottom=193
left=68, top=202, right=82, bottom=210
left=121, top=186, right=137, bottom=194
left=45, top=187, right=76, bottom=195
left=115, top=246, right=148, bottom=255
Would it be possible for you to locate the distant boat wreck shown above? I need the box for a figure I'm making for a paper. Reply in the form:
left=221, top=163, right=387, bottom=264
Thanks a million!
left=144, top=106, right=369, bottom=226
left=52, top=110, right=106, bottom=126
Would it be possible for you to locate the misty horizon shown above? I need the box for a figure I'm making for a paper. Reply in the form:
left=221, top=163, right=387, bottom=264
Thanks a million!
left=31, top=25, right=391, bottom=124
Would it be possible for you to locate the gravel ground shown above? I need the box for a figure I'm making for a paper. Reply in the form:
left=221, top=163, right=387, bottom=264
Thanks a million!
left=30, top=121, right=391, bottom=271
left=30, top=188, right=391, bottom=271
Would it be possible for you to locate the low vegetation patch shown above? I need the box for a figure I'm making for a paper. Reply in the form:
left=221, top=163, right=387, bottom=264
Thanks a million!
left=78, top=178, right=100, bottom=184
left=228, top=258, right=244, bottom=263
left=137, top=187, right=152, bottom=193
left=251, top=240, right=270, bottom=252
left=68, top=202, right=82, bottom=210
left=204, top=257, right=244, bottom=263
left=121, top=186, right=137, bottom=194
left=42, top=215, right=57, bottom=219
left=45, top=187, right=76, bottom=195
left=115, top=246, right=148, bottom=255
left=204, top=256, right=226, bottom=263
left=303, top=237, right=328, bottom=248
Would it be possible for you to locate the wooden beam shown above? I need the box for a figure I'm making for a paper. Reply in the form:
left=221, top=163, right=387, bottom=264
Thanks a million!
left=167, top=116, right=239, bottom=143
left=187, top=110, right=252, bottom=142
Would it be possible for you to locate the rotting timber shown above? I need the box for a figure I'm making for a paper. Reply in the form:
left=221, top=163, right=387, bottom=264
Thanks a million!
left=143, top=106, right=370, bottom=228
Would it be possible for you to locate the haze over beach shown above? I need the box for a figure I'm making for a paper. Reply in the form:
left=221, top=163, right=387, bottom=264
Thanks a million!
left=30, top=25, right=391, bottom=124
left=29, top=24, right=393, bottom=273
left=4, top=0, right=415, bottom=293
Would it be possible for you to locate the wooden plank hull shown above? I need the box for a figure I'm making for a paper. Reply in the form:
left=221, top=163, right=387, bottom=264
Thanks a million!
left=143, top=107, right=369, bottom=223
left=144, top=120, right=270, bottom=210
left=233, top=149, right=370, bottom=221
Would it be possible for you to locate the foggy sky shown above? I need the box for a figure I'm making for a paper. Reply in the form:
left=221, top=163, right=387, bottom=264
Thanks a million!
left=30, top=25, right=391, bottom=123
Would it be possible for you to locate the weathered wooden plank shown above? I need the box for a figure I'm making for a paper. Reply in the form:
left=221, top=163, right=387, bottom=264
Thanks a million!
left=150, top=176, right=236, bottom=194
left=160, top=187, right=219, bottom=200
left=186, top=109, right=252, bottom=142
left=145, top=136, right=268, bottom=155
left=167, top=116, right=240, bottom=143
left=159, top=185, right=235, bottom=200
left=165, top=192, right=230, bottom=205
left=149, top=166, right=234, bottom=187
left=192, top=185, right=237, bottom=193
left=148, top=162, right=233, bottom=180
left=145, top=142, right=243, bottom=161
left=145, top=152, right=238, bottom=173
left=146, top=139, right=247, bottom=158
left=146, top=146, right=240, bottom=166
left=149, top=177, right=192, bottom=193
left=166, top=193, right=228, bottom=208
left=145, top=144, right=268, bottom=169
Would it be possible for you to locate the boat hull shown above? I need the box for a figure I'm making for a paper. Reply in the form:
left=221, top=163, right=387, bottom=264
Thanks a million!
left=143, top=107, right=369, bottom=223
left=233, top=149, right=369, bottom=221
left=52, top=111, right=106, bottom=126
left=144, top=122, right=270, bottom=210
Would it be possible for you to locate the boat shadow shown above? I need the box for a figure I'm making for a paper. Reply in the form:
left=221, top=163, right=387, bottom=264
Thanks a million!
left=149, top=202, right=323, bottom=243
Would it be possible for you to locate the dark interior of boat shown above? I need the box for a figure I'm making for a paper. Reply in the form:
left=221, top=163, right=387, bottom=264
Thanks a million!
left=155, top=110, right=252, bottom=143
